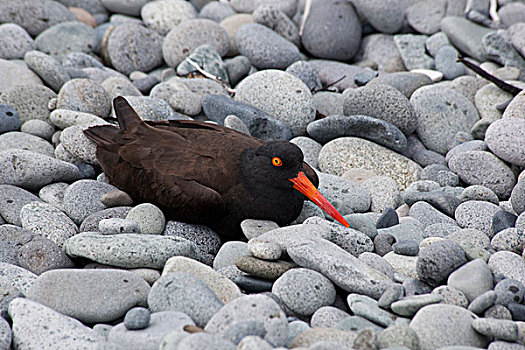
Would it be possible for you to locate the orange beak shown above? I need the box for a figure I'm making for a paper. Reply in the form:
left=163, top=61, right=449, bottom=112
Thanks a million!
left=289, top=171, right=350, bottom=228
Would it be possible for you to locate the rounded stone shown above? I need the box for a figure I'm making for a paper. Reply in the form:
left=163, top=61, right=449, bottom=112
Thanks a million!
left=125, top=203, right=166, bottom=235
left=100, top=0, right=148, bottom=16
left=35, top=21, right=97, bottom=56
left=486, top=117, right=525, bottom=168
left=141, top=0, right=197, bottom=35
left=0, top=23, right=36, bottom=59
left=343, top=83, right=416, bottom=135
left=511, top=180, right=525, bottom=215
left=447, top=258, right=494, bottom=302
left=300, top=0, right=361, bottom=60
left=124, top=307, right=150, bottom=330
left=21, top=119, right=55, bottom=140
left=16, top=234, right=75, bottom=275
left=411, top=85, right=480, bottom=155
left=162, top=19, right=230, bottom=67
left=494, top=278, right=525, bottom=307
left=351, top=0, right=405, bottom=34
left=57, top=78, right=111, bottom=118
left=220, top=14, right=254, bottom=57
left=104, top=23, right=164, bottom=75
left=235, top=23, right=301, bottom=70
left=488, top=251, right=525, bottom=286
left=234, top=69, right=315, bottom=136
left=409, top=304, right=489, bottom=349
left=377, top=325, right=420, bottom=350
left=63, top=179, right=118, bottom=225
left=24, top=50, right=70, bottom=92
left=0, top=131, right=55, bottom=157
left=0, top=104, right=22, bottom=133
left=200, top=1, right=236, bottom=23
left=247, top=239, right=282, bottom=260
left=455, top=200, right=501, bottom=237
left=416, top=239, right=467, bottom=287
left=448, top=151, right=516, bottom=199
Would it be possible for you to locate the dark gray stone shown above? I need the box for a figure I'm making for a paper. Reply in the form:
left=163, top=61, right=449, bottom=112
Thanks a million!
left=0, top=104, right=22, bottom=133
left=16, top=235, right=74, bottom=275
left=392, top=240, right=420, bottom=256
left=417, top=239, right=467, bottom=286
left=202, top=94, right=292, bottom=141
left=376, top=208, right=399, bottom=229
left=306, top=115, right=407, bottom=152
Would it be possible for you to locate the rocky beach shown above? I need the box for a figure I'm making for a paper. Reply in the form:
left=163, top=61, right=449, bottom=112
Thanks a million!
left=0, top=0, right=525, bottom=349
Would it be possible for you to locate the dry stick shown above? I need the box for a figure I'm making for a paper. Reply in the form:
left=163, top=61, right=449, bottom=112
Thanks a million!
left=185, top=57, right=236, bottom=95
left=457, top=55, right=523, bottom=96
left=299, top=0, right=312, bottom=37
left=313, top=75, right=347, bottom=93
left=489, top=0, right=500, bottom=23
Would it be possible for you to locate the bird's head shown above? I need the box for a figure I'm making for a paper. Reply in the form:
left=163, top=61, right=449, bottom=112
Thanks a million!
left=241, top=141, right=350, bottom=228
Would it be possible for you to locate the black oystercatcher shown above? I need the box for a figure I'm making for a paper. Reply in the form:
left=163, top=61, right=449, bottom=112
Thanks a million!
left=84, top=97, right=349, bottom=239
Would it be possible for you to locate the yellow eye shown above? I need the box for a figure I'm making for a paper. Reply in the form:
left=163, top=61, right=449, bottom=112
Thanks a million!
left=272, top=157, right=282, bottom=167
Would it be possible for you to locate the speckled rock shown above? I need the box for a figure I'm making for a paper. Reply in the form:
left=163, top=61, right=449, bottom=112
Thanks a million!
left=485, top=117, right=525, bottom=168
left=351, top=0, right=405, bottom=34
left=441, top=16, right=494, bottom=61
left=0, top=59, right=43, bottom=93
left=140, top=0, right=197, bottom=35
left=125, top=203, right=165, bottom=235
left=318, top=137, right=422, bottom=191
left=253, top=4, right=299, bottom=46
left=0, top=23, right=36, bottom=59
left=162, top=19, right=229, bottom=67
left=235, top=69, right=315, bottom=136
left=62, top=179, right=118, bottom=224
left=455, top=200, right=501, bottom=237
left=24, top=50, right=70, bottom=92
left=0, top=131, right=54, bottom=157
left=416, top=239, right=467, bottom=286
left=57, top=78, right=111, bottom=117
left=35, top=21, right=97, bottom=56
left=488, top=251, right=525, bottom=286
left=411, top=85, right=479, bottom=155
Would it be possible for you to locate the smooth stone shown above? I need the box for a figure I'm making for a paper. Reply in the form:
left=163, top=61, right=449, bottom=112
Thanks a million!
left=125, top=203, right=165, bottom=235
left=289, top=327, right=357, bottom=348
left=24, top=50, right=70, bottom=92
left=377, top=325, right=420, bottom=350
left=224, top=55, right=251, bottom=86
left=236, top=256, right=295, bottom=280
left=312, top=91, right=343, bottom=117
left=124, top=307, right=150, bottom=330
left=104, top=23, right=163, bottom=75
left=461, top=185, right=500, bottom=205
left=411, top=85, right=479, bottom=155
left=108, top=311, right=195, bottom=350
left=423, top=222, right=460, bottom=239
left=98, top=218, right=140, bottom=234
left=351, top=0, right=405, bottom=34
left=447, top=259, right=494, bottom=302
left=235, top=70, right=314, bottom=136
left=455, top=201, right=500, bottom=237
left=247, top=239, right=282, bottom=260
left=8, top=298, right=104, bottom=349
left=62, top=179, right=118, bottom=224
left=392, top=240, right=420, bottom=256
left=404, top=189, right=461, bottom=217
left=35, top=21, right=96, bottom=56
left=49, top=109, right=107, bottom=129
left=433, top=285, right=469, bottom=308
left=162, top=19, right=229, bottom=67
left=319, top=137, right=422, bottom=191
left=223, top=115, right=250, bottom=135
left=162, top=256, right=242, bottom=304
left=493, top=211, right=518, bottom=234
left=486, top=117, right=525, bottom=168
left=236, top=335, right=272, bottom=350
left=448, top=151, right=516, bottom=198
left=287, top=236, right=393, bottom=299
left=235, top=23, right=301, bottom=70
left=362, top=176, right=402, bottom=213
left=472, top=318, right=518, bottom=342
left=0, top=85, right=56, bottom=123
left=26, top=269, right=149, bottom=323
left=0, top=185, right=43, bottom=226
left=347, top=293, right=395, bottom=327
left=100, top=189, right=133, bottom=208
left=309, top=59, right=369, bottom=90
left=101, top=0, right=148, bottom=16
left=378, top=223, right=426, bottom=245
left=469, top=290, right=498, bottom=315
left=410, top=304, right=489, bottom=349
left=335, top=315, right=385, bottom=334
left=488, top=251, right=525, bottom=286
left=367, top=72, right=432, bottom=98
left=201, top=94, right=292, bottom=141
left=0, top=104, right=21, bottom=134
left=393, top=34, right=434, bottom=70
left=300, top=0, right=361, bottom=60
left=205, top=294, right=288, bottom=347
left=233, top=274, right=273, bottom=293
left=383, top=252, right=418, bottom=279
left=113, top=96, right=174, bottom=122
left=200, top=1, right=235, bottom=23
left=0, top=58, right=43, bottom=93
left=435, top=45, right=466, bottom=80
left=148, top=271, right=223, bottom=327
left=219, top=13, right=254, bottom=56
left=310, top=306, right=351, bottom=328
left=512, top=181, right=525, bottom=215
left=474, top=83, right=513, bottom=123
left=342, top=83, right=417, bottom=135
left=441, top=16, right=494, bottom=61
left=0, top=131, right=54, bottom=157
left=482, top=31, right=525, bottom=75
left=79, top=206, right=132, bottom=232
left=391, top=294, right=444, bottom=317
left=272, top=268, right=336, bottom=317
left=213, top=241, right=248, bottom=270
left=0, top=261, right=38, bottom=295
left=495, top=279, right=525, bottom=306
left=20, top=201, right=78, bottom=248
left=317, top=172, right=371, bottom=215
left=21, top=119, right=55, bottom=140
left=425, top=31, right=451, bottom=56
left=57, top=78, right=111, bottom=117
left=409, top=201, right=457, bottom=227
left=446, top=140, right=488, bottom=163
left=59, top=125, right=98, bottom=164
left=375, top=207, right=399, bottom=230
left=64, top=232, right=198, bottom=268
left=358, top=252, right=395, bottom=280
left=307, top=115, right=407, bottom=153
left=286, top=61, right=322, bottom=91
left=416, top=239, right=467, bottom=287
left=0, top=149, right=79, bottom=191
left=0, top=23, right=36, bottom=59
left=406, top=0, right=446, bottom=34
left=140, top=0, right=197, bottom=35
left=176, top=333, right=236, bottom=350
left=289, top=136, right=322, bottom=170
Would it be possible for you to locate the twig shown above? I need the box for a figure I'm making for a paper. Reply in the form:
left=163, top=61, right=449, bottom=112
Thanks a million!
left=313, top=75, right=347, bottom=93
left=299, top=0, right=312, bottom=38
left=457, top=55, right=522, bottom=95
left=184, top=57, right=236, bottom=95
left=489, top=0, right=500, bottom=23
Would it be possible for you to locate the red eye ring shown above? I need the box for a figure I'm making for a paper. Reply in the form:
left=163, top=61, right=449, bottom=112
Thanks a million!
left=272, top=157, right=282, bottom=167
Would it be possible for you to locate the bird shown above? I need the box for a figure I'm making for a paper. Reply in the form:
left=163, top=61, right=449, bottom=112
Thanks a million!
left=84, top=96, right=349, bottom=239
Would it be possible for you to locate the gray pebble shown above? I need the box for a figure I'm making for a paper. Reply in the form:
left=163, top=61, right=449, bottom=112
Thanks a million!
left=100, top=189, right=133, bottom=208
left=213, top=241, right=248, bottom=270
left=35, top=21, right=97, bottom=56
left=125, top=203, right=165, bottom=235
left=26, top=268, right=150, bottom=323
left=392, top=240, right=420, bottom=256
left=99, top=218, right=140, bottom=234
left=79, top=206, right=131, bottom=232
left=511, top=181, right=525, bottom=215
left=455, top=200, right=501, bottom=238
left=367, top=71, right=432, bottom=98
left=163, top=220, right=221, bottom=263
left=469, top=290, right=498, bottom=315
left=441, top=16, right=494, bottom=61
left=488, top=251, right=525, bottom=287
left=224, top=55, right=251, bottom=86
left=236, top=255, right=295, bottom=280
left=310, top=306, right=351, bottom=328
left=24, top=50, right=70, bottom=92
left=16, top=234, right=74, bottom=274
left=472, top=318, right=518, bottom=342
left=377, top=325, right=420, bottom=350
left=286, top=61, right=321, bottom=91
left=0, top=104, right=21, bottom=133
left=394, top=34, right=434, bottom=70
left=0, top=131, right=54, bottom=157
left=435, top=45, right=466, bottom=80
left=199, top=1, right=235, bottom=23
left=448, top=259, right=494, bottom=303
left=57, top=78, right=111, bottom=117
left=148, top=271, right=223, bottom=327
left=391, top=293, right=444, bottom=317
left=0, top=23, right=36, bottom=59
left=177, top=44, right=229, bottom=85
left=64, top=232, right=198, bottom=269
left=347, top=293, right=395, bottom=327
left=253, top=4, right=299, bottom=46
left=141, top=0, right=197, bottom=35
left=491, top=228, right=525, bottom=254
left=21, top=119, right=55, bottom=140
left=124, top=307, right=150, bottom=330
left=416, top=239, right=466, bottom=286
left=495, top=279, right=525, bottom=306
left=63, top=179, right=118, bottom=224
left=432, top=285, right=469, bottom=308
left=235, top=23, right=300, bottom=70
left=222, top=320, right=266, bottom=345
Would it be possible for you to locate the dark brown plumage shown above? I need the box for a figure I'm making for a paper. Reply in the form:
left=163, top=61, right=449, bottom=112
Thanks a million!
left=84, top=96, right=348, bottom=239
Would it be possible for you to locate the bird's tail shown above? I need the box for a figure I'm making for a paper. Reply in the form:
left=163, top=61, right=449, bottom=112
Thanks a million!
left=113, top=96, right=144, bottom=132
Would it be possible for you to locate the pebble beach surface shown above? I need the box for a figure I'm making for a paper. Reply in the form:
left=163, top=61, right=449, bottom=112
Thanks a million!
left=0, top=0, right=525, bottom=349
